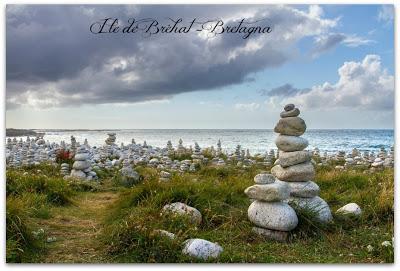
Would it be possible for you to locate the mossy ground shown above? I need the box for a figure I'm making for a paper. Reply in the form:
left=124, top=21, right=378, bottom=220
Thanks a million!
left=6, top=162, right=394, bottom=263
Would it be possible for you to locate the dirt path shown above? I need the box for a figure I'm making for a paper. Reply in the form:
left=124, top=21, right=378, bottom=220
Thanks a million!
left=37, top=191, right=119, bottom=263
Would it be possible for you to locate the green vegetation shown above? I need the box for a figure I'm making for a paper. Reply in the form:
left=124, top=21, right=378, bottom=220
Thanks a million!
left=6, top=162, right=394, bottom=263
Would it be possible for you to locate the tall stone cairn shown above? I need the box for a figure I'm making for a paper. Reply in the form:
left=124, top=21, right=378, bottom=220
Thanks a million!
left=271, top=104, right=332, bottom=223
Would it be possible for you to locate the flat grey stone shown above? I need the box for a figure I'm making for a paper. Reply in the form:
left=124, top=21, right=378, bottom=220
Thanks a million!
left=271, top=162, right=315, bottom=182
left=287, top=181, right=320, bottom=198
left=275, top=135, right=309, bottom=152
left=279, top=150, right=312, bottom=167
left=252, top=227, right=288, bottom=242
left=244, top=182, right=290, bottom=202
left=254, top=173, right=275, bottom=184
left=280, top=108, right=300, bottom=118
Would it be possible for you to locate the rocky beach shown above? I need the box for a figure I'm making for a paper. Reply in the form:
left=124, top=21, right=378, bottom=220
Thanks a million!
left=5, top=104, right=394, bottom=263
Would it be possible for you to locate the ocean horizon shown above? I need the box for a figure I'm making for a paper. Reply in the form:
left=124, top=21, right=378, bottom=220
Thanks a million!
left=7, top=128, right=394, bottom=155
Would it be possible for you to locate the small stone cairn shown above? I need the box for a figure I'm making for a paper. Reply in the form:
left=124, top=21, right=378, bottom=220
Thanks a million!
left=271, top=104, right=332, bottom=223
left=70, top=146, right=97, bottom=181
left=105, top=133, right=117, bottom=145
left=60, top=163, right=70, bottom=176
left=70, top=135, right=77, bottom=153
left=191, top=142, right=204, bottom=163
left=245, top=173, right=298, bottom=242
left=216, top=139, right=222, bottom=156
left=177, top=139, right=185, bottom=155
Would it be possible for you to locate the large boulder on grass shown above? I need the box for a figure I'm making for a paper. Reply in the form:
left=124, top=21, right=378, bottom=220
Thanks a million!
left=162, top=202, right=202, bottom=225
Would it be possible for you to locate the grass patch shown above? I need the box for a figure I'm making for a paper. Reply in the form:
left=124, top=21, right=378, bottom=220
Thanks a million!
left=6, top=162, right=394, bottom=263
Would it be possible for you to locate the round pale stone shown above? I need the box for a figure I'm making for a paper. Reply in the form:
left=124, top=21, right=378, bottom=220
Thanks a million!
left=162, top=202, right=202, bottom=225
left=271, top=162, right=315, bottom=182
left=287, top=181, right=320, bottom=198
left=74, top=153, right=89, bottom=161
left=275, top=135, right=309, bottom=152
left=153, top=229, right=176, bottom=240
left=288, top=196, right=333, bottom=223
left=248, top=201, right=298, bottom=231
left=254, top=173, right=275, bottom=184
left=274, top=117, right=306, bottom=136
left=336, top=203, right=362, bottom=216
left=279, top=150, right=312, bottom=167
left=70, top=169, right=86, bottom=179
left=244, top=182, right=290, bottom=202
left=72, top=160, right=91, bottom=170
left=182, top=239, right=223, bottom=260
left=280, top=108, right=300, bottom=118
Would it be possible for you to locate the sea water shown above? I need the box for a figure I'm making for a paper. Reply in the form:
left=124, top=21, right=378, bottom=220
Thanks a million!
left=10, top=129, right=393, bottom=155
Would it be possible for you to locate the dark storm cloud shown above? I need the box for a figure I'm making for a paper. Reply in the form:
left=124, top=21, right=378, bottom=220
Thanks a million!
left=6, top=5, right=338, bottom=108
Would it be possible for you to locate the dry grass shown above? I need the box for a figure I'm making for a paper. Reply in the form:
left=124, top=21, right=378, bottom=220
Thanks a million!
left=32, top=191, right=119, bottom=263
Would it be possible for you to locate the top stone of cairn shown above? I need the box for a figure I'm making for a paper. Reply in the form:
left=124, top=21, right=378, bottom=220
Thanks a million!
left=284, top=104, right=295, bottom=111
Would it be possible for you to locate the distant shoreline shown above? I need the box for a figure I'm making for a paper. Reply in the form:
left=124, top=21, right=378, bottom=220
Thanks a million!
left=6, top=128, right=38, bottom=137
left=5, top=128, right=395, bottom=132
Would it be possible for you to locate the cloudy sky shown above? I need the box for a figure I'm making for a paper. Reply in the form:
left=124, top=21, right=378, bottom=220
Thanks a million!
left=6, top=4, right=394, bottom=129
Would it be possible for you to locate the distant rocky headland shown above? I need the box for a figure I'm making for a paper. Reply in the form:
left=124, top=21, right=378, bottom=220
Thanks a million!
left=6, top=128, right=39, bottom=137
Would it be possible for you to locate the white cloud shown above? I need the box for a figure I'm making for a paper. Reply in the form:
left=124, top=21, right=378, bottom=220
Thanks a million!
left=311, top=33, right=374, bottom=57
left=377, top=5, right=394, bottom=23
left=284, top=55, right=394, bottom=110
left=341, top=35, right=375, bottom=47
left=234, top=103, right=260, bottom=111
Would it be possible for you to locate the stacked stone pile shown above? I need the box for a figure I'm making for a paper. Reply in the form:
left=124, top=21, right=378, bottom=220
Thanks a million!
left=60, top=163, right=70, bottom=176
left=70, top=147, right=97, bottom=181
left=119, top=159, right=140, bottom=185
left=271, top=104, right=332, bottom=223
left=166, top=140, right=174, bottom=155
left=191, top=142, right=204, bottom=163
left=105, top=133, right=117, bottom=145
left=177, top=139, right=186, bottom=155
left=245, top=173, right=298, bottom=241
left=216, top=139, right=222, bottom=156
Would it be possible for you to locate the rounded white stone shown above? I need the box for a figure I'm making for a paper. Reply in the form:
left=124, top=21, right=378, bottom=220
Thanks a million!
left=182, top=238, right=223, bottom=260
left=162, top=202, right=202, bottom=225
left=336, top=203, right=362, bottom=216
left=248, top=201, right=298, bottom=231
